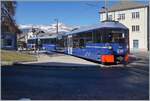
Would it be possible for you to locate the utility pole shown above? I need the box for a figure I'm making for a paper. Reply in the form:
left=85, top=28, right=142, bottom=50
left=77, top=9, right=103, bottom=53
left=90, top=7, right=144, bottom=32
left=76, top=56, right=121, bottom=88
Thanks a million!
left=54, top=19, right=59, bottom=46
left=105, top=0, right=108, bottom=20
left=102, top=0, right=108, bottom=21
left=54, top=19, right=59, bottom=34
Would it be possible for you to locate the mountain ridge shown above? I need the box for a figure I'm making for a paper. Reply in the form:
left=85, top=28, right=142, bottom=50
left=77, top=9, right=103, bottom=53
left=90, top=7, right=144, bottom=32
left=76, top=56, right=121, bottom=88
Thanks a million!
left=19, top=23, right=80, bottom=34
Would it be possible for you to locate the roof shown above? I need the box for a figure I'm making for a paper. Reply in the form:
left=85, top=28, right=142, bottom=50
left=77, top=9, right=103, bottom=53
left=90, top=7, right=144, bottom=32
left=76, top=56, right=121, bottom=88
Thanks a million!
left=66, top=21, right=128, bottom=35
left=38, top=34, right=57, bottom=39
left=28, top=34, right=58, bottom=40
left=100, top=1, right=148, bottom=13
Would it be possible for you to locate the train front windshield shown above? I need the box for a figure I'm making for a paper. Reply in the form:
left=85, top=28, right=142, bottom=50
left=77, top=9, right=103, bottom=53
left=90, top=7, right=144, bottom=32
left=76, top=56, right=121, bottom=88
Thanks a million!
left=99, top=29, right=128, bottom=44
left=107, top=33, right=126, bottom=43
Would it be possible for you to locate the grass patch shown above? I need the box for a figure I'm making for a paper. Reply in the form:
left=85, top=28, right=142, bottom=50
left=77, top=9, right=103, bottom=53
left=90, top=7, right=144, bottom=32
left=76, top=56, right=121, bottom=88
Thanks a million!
left=1, top=50, right=37, bottom=62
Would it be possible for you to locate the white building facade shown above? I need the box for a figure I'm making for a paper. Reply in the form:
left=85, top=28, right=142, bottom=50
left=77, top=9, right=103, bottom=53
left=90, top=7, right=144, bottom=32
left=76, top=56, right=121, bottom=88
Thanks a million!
left=99, top=1, right=149, bottom=52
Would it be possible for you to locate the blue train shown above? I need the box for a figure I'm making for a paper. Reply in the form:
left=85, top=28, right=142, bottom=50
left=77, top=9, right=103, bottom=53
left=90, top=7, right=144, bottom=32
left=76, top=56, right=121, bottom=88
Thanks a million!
left=60, top=21, right=129, bottom=64
left=27, top=35, right=57, bottom=51
left=27, top=21, right=129, bottom=64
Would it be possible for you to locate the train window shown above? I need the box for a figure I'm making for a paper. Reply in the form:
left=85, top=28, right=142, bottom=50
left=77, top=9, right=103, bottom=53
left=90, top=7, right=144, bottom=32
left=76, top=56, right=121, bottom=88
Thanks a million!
left=73, top=35, right=79, bottom=48
left=91, top=29, right=126, bottom=43
left=51, top=38, right=56, bottom=44
left=79, top=39, right=85, bottom=48
left=84, top=32, right=92, bottom=44
left=57, top=38, right=64, bottom=47
left=28, top=39, right=36, bottom=44
left=108, top=33, right=112, bottom=38
left=102, top=33, right=110, bottom=43
left=93, top=30, right=104, bottom=43
left=74, top=33, right=85, bottom=48
left=64, top=37, right=68, bottom=48
left=111, top=33, right=125, bottom=43
left=73, top=40, right=79, bottom=48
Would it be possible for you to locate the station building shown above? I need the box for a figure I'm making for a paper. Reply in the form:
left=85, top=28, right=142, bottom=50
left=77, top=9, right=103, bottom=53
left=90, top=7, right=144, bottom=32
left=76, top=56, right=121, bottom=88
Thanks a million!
left=99, top=1, right=149, bottom=52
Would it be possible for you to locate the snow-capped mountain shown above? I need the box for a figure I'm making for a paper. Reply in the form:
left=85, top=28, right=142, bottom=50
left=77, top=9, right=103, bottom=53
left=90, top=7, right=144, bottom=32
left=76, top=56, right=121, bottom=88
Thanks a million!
left=19, top=23, right=76, bottom=34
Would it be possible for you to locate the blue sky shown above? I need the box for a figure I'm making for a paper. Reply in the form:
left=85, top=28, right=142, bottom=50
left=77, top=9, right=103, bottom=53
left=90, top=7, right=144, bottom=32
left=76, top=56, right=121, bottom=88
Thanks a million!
left=15, top=1, right=147, bottom=26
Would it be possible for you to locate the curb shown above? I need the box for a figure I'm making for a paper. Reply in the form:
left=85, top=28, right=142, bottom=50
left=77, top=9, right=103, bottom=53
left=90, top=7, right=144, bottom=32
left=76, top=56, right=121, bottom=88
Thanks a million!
left=12, top=63, right=103, bottom=71
left=14, top=62, right=100, bottom=68
left=1, top=61, right=14, bottom=66
left=1, top=59, right=38, bottom=66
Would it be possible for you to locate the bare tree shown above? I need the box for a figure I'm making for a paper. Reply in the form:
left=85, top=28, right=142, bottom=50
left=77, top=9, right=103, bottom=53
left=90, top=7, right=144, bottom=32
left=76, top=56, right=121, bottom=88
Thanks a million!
left=1, top=1, right=20, bottom=33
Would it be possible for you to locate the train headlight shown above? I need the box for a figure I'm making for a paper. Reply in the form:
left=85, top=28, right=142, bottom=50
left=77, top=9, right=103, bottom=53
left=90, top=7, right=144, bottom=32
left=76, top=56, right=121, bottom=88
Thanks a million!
left=117, top=49, right=124, bottom=54
left=108, top=46, right=112, bottom=50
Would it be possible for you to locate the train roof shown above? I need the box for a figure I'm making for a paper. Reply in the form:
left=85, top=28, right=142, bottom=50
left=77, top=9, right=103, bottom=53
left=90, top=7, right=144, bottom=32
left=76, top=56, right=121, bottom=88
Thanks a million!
left=66, top=21, right=128, bottom=35
left=28, top=34, right=57, bottom=40
left=38, top=34, right=57, bottom=39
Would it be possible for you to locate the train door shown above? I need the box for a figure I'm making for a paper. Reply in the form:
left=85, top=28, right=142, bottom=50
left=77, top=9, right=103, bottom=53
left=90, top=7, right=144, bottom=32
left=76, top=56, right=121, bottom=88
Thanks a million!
left=67, top=35, right=73, bottom=54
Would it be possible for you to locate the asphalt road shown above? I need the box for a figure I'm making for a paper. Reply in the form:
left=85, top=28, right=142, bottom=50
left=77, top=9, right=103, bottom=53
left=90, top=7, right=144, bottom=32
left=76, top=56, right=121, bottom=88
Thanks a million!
left=1, top=54, right=149, bottom=100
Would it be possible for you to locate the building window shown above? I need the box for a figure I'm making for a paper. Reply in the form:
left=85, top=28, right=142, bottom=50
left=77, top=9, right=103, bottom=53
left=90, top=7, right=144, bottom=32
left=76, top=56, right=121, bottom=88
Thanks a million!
left=132, top=26, right=135, bottom=31
left=132, top=12, right=135, bottom=18
left=108, top=15, right=112, bottom=20
left=117, top=13, right=125, bottom=20
left=136, top=12, right=140, bottom=18
left=2, top=25, right=9, bottom=32
left=133, top=40, right=139, bottom=49
left=136, top=25, right=140, bottom=31
left=4, top=39, right=12, bottom=46
left=132, top=25, right=140, bottom=32
left=132, top=12, right=140, bottom=19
